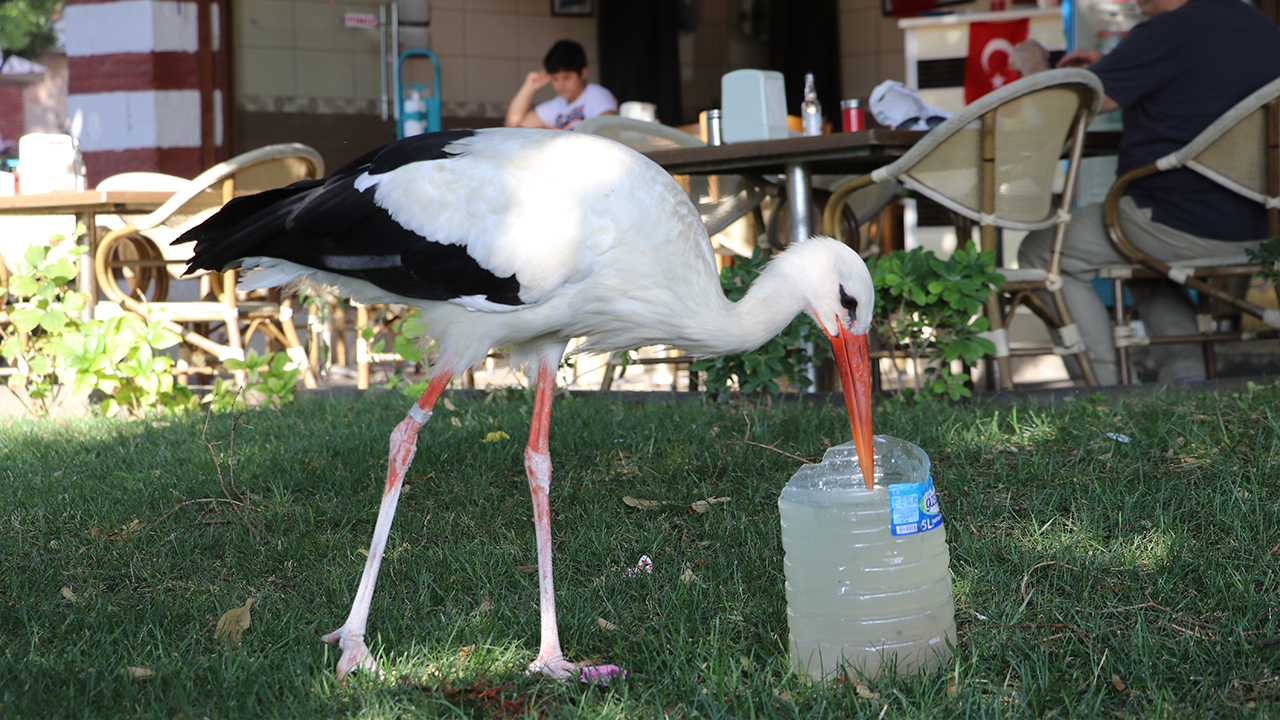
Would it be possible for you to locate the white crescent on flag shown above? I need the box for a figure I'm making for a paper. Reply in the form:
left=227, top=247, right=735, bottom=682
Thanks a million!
left=981, top=38, right=1016, bottom=75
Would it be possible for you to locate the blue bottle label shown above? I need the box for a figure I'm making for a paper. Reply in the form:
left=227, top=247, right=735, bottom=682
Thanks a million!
left=888, top=475, right=943, bottom=536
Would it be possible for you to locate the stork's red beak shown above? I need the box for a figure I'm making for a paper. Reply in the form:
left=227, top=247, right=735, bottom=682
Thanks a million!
left=828, top=329, right=874, bottom=490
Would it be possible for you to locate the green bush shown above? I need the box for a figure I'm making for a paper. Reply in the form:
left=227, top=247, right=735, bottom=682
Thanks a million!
left=1246, top=236, right=1280, bottom=284
left=1, top=243, right=199, bottom=416
left=869, top=241, right=1004, bottom=401
left=1, top=242, right=299, bottom=417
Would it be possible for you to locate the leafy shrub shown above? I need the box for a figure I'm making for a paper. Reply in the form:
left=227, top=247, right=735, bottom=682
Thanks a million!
left=1247, top=236, right=1280, bottom=284
left=869, top=241, right=1004, bottom=401
left=1, top=242, right=299, bottom=416
left=1, top=243, right=198, bottom=416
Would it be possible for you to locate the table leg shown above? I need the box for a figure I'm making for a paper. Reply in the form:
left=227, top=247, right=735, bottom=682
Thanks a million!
left=785, top=161, right=812, bottom=245
left=79, top=210, right=98, bottom=321
left=785, top=161, right=821, bottom=389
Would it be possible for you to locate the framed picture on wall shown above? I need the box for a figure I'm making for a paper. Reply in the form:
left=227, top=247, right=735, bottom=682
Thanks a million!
left=551, top=0, right=593, bottom=16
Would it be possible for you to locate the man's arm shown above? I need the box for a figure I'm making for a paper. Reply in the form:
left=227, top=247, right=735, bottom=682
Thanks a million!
left=506, top=71, right=551, bottom=128
left=1056, top=49, right=1120, bottom=112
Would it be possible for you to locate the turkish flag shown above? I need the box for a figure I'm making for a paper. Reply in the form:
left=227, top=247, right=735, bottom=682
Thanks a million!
left=964, top=20, right=1029, bottom=104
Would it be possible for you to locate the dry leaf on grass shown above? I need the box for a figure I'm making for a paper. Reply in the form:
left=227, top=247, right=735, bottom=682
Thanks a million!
left=1111, top=674, right=1129, bottom=693
left=836, top=674, right=880, bottom=699
left=61, top=587, right=76, bottom=602
left=852, top=676, right=879, bottom=699
left=94, top=519, right=145, bottom=541
left=688, top=497, right=731, bottom=514
left=623, top=495, right=731, bottom=513
left=598, top=618, right=620, bottom=632
left=515, top=564, right=537, bottom=573
left=214, top=598, right=254, bottom=646
left=622, top=496, right=670, bottom=510
left=123, top=666, right=155, bottom=680
left=680, top=565, right=705, bottom=586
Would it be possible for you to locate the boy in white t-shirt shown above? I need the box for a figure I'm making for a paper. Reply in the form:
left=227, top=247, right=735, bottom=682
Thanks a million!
left=505, top=40, right=617, bottom=130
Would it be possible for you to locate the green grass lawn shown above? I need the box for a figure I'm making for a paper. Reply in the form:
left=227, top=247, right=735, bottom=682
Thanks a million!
left=2, top=382, right=1279, bottom=719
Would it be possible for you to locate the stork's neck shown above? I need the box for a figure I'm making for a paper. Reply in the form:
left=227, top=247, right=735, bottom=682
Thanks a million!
left=684, top=259, right=812, bottom=357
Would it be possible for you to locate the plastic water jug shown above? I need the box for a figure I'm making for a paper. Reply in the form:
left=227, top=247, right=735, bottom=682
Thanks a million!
left=779, top=434, right=955, bottom=680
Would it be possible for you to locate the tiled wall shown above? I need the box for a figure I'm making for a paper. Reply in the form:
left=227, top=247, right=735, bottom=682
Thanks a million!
left=235, top=0, right=390, bottom=115
left=839, top=0, right=918, bottom=101
left=233, top=0, right=918, bottom=123
left=234, top=0, right=596, bottom=121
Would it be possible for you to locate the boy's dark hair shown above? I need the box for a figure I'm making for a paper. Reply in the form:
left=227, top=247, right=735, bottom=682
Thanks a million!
left=543, top=40, right=588, bottom=74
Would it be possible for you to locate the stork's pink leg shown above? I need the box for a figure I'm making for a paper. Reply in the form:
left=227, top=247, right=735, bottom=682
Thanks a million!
left=321, top=371, right=452, bottom=681
left=521, top=354, right=625, bottom=683
left=523, top=353, right=580, bottom=678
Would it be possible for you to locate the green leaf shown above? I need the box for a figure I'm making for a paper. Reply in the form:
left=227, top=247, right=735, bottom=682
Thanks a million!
left=63, top=292, right=88, bottom=314
left=8, top=275, right=38, bottom=297
left=38, top=310, right=67, bottom=332
left=27, top=354, right=51, bottom=377
left=12, top=308, right=43, bottom=333
left=23, top=244, right=47, bottom=268
left=46, top=258, right=78, bottom=283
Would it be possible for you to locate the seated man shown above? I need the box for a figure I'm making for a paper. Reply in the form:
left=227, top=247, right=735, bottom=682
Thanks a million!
left=1017, top=0, right=1280, bottom=384
left=505, top=40, right=617, bottom=130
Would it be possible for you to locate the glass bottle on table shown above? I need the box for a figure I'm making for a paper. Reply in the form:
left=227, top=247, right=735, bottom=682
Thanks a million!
left=801, top=73, right=823, bottom=137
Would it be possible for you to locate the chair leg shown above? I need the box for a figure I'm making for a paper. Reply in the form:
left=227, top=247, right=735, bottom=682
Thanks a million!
left=984, top=292, right=1014, bottom=391
left=218, top=270, right=248, bottom=387
left=279, top=295, right=317, bottom=389
left=600, top=352, right=620, bottom=391
left=1112, top=277, right=1132, bottom=385
left=1048, top=287, right=1097, bottom=387
left=1199, top=294, right=1218, bottom=380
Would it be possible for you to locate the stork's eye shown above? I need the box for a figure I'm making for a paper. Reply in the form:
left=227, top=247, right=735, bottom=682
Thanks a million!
left=839, top=286, right=858, bottom=316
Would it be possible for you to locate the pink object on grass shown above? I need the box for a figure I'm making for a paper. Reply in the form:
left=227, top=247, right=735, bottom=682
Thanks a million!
left=579, top=664, right=627, bottom=685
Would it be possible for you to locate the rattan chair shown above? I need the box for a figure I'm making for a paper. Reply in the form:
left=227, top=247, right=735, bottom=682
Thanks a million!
left=822, top=68, right=1105, bottom=390
left=1100, top=77, right=1280, bottom=384
left=94, top=143, right=325, bottom=386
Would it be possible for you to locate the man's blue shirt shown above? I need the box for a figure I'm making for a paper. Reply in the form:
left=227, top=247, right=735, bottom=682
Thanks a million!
left=1090, top=0, right=1280, bottom=240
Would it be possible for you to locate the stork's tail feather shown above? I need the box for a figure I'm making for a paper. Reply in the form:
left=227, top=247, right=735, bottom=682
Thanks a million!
left=176, top=178, right=326, bottom=274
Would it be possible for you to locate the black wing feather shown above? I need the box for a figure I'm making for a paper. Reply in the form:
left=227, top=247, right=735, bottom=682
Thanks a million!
left=177, top=129, right=524, bottom=306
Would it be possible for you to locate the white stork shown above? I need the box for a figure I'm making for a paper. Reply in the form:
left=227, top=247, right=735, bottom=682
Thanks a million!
left=178, top=128, right=875, bottom=682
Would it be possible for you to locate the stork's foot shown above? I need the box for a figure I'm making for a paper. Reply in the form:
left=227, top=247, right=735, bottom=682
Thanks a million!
left=321, top=626, right=379, bottom=681
left=528, top=655, right=626, bottom=685
left=528, top=653, right=582, bottom=680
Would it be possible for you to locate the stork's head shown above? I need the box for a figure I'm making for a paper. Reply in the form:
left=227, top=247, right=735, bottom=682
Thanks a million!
left=778, top=237, right=877, bottom=488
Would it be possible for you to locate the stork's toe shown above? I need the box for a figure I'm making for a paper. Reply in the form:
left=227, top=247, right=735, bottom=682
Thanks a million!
left=322, top=627, right=379, bottom=681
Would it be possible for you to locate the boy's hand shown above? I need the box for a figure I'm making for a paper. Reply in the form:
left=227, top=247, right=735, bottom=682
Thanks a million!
left=523, top=71, right=552, bottom=92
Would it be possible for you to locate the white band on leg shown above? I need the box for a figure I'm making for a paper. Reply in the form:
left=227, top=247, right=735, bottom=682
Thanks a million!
left=408, top=403, right=432, bottom=425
